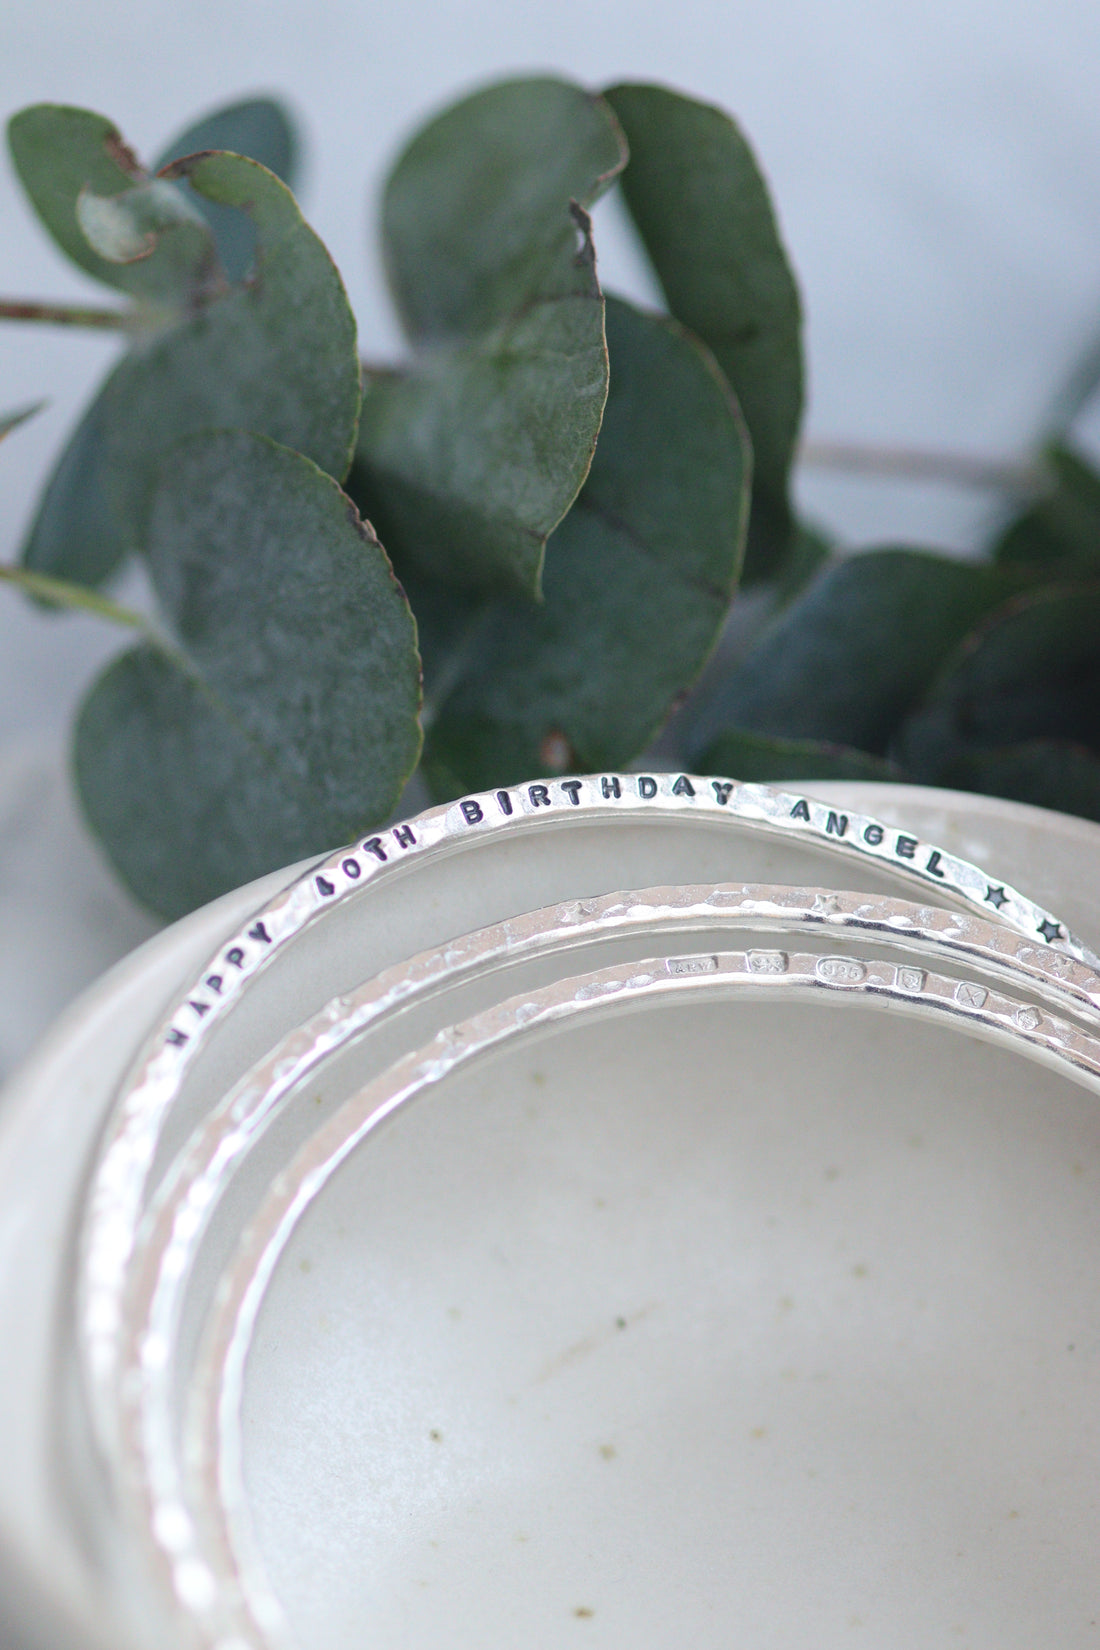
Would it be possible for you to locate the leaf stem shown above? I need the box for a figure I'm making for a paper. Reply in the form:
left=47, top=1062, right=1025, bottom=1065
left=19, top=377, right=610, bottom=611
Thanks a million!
left=0, top=298, right=131, bottom=331
left=0, top=563, right=150, bottom=630
left=799, top=437, right=1047, bottom=496
left=0, top=400, right=47, bottom=443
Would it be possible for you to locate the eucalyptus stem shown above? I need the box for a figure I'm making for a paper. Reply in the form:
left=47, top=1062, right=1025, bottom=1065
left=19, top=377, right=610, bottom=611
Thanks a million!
left=0, top=400, right=45, bottom=443
left=0, top=298, right=131, bottom=331
left=800, top=437, right=1047, bottom=496
left=0, top=562, right=150, bottom=631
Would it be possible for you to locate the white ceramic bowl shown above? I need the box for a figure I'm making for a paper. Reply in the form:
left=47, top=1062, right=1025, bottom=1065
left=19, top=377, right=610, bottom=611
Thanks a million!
left=3, top=778, right=1100, bottom=1649
left=73, top=772, right=1099, bottom=1459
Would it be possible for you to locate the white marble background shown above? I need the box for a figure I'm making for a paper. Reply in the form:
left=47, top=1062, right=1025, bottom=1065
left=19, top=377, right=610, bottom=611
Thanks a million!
left=2, top=0, right=1100, bottom=1075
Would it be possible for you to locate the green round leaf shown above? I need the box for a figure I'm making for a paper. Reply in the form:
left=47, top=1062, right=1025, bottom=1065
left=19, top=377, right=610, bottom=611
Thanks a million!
left=20, top=387, right=129, bottom=586
left=154, top=95, right=298, bottom=184
left=383, top=75, right=627, bottom=344
left=7, top=104, right=217, bottom=302
left=99, top=151, right=360, bottom=542
left=154, top=95, right=301, bottom=284
left=898, top=584, right=1100, bottom=793
left=420, top=295, right=749, bottom=795
left=18, top=143, right=357, bottom=587
left=354, top=76, right=628, bottom=597
left=606, top=82, right=804, bottom=580
left=687, top=549, right=1023, bottom=762
left=356, top=239, right=608, bottom=596
left=75, top=432, right=421, bottom=918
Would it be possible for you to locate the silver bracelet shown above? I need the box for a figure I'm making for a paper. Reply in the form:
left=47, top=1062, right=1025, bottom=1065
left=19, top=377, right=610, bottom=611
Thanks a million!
left=113, top=877, right=1100, bottom=1466
left=85, top=869, right=1100, bottom=1474
left=122, top=939, right=1100, bottom=1650
left=77, top=775, right=1093, bottom=1436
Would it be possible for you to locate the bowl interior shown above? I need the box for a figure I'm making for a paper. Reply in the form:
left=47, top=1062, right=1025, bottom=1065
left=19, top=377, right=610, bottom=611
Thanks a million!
left=233, top=994, right=1100, bottom=1649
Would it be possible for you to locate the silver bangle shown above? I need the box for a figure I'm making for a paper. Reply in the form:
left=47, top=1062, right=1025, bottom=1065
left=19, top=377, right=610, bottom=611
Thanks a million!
left=126, top=940, right=1100, bottom=1650
left=85, top=872, right=1100, bottom=1471
left=77, top=775, right=1093, bottom=1431
left=114, top=878, right=1100, bottom=1463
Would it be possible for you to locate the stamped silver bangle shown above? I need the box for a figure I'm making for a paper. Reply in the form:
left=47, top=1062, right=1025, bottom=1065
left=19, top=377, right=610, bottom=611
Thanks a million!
left=102, top=880, right=1100, bottom=1649
left=84, top=867, right=1100, bottom=1477
left=76, top=774, right=1096, bottom=1440
left=124, top=941, right=1100, bottom=1650
left=109, top=879, right=1100, bottom=1504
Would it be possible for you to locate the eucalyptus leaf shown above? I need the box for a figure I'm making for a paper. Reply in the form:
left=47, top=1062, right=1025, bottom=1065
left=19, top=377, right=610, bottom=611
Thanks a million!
left=7, top=105, right=218, bottom=303
left=355, top=248, right=606, bottom=597
left=75, top=178, right=209, bottom=267
left=774, top=519, right=832, bottom=607
left=19, top=390, right=128, bottom=584
left=605, top=81, right=803, bottom=580
left=926, top=739, right=1100, bottom=824
left=18, top=140, right=355, bottom=586
left=417, top=295, right=749, bottom=796
left=992, top=443, right=1100, bottom=572
left=154, top=95, right=300, bottom=284
left=383, top=75, right=626, bottom=343
left=686, top=549, right=1022, bottom=762
left=154, top=96, right=298, bottom=184
left=355, top=76, right=627, bottom=597
left=75, top=432, right=421, bottom=919
left=99, top=150, right=360, bottom=542
left=698, top=728, right=906, bottom=784
left=897, top=584, right=1100, bottom=788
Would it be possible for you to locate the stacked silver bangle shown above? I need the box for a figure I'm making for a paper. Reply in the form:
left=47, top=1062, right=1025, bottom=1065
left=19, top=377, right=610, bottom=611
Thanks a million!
left=47, top=775, right=1100, bottom=1649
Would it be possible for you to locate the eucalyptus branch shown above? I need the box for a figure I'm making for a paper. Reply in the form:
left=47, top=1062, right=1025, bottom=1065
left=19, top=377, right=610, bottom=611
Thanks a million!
left=5, top=80, right=1099, bottom=918
left=799, top=437, right=1048, bottom=496
left=0, top=298, right=131, bottom=331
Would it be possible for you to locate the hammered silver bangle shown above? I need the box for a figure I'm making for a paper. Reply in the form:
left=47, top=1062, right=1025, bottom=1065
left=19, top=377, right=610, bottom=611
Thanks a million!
left=120, top=939, right=1100, bottom=1650
left=78, top=774, right=1095, bottom=1432
left=114, top=876, right=1100, bottom=1490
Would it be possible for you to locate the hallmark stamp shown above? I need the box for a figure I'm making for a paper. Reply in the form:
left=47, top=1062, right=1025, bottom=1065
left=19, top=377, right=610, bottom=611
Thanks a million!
left=1014, top=1006, right=1042, bottom=1032
left=816, top=956, right=866, bottom=984
left=954, top=981, right=988, bottom=1010
left=895, top=966, right=926, bottom=992
left=747, top=950, right=788, bottom=974
left=667, top=955, right=719, bottom=977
